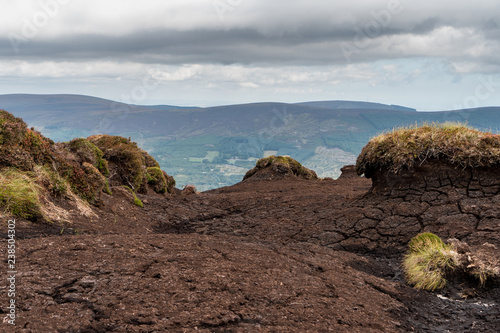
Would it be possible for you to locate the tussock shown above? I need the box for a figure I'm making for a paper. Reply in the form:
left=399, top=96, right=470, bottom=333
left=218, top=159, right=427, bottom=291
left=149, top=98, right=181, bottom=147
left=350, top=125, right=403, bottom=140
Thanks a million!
left=403, top=232, right=459, bottom=291
left=356, top=122, right=500, bottom=177
left=244, top=155, right=318, bottom=180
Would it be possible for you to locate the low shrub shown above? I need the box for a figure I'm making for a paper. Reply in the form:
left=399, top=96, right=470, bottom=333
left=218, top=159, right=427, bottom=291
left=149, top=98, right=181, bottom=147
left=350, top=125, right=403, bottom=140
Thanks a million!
left=67, top=138, right=109, bottom=176
left=88, top=135, right=147, bottom=192
left=58, top=161, right=106, bottom=204
left=0, top=110, right=53, bottom=171
left=146, top=167, right=167, bottom=193
left=88, top=134, right=175, bottom=194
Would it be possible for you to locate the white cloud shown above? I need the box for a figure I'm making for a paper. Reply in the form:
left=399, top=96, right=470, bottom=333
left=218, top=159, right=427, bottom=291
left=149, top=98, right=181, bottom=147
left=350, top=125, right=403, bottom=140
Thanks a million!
left=0, top=1, right=499, bottom=109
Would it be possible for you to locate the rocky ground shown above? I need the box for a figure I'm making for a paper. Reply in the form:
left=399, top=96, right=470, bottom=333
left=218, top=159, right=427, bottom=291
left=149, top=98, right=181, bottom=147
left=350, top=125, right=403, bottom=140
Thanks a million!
left=2, top=169, right=499, bottom=332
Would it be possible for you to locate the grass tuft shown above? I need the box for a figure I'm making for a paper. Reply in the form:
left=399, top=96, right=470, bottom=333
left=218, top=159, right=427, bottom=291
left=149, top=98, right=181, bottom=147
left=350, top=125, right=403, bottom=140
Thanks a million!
left=403, top=232, right=459, bottom=291
left=0, top=168, right=43, bottom=220
left=356, top=122, right=500, bottom=177
left=123, top=186, right=143, bottom=207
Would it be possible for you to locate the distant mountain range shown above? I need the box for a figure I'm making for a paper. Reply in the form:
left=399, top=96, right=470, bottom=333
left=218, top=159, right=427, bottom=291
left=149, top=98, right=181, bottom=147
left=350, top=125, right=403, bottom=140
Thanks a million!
left=1, top=94, right=499, bottom=190
left=296, top=100, right=417, bottom=112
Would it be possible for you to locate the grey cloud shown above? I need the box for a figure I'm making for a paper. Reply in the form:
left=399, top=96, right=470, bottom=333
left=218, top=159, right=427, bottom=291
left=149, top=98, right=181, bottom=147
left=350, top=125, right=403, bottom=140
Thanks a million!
left=411, top=17, right=440, bottom=34
left=0, top=27, right=382, bottom=64
left=0, top=6, right=499, bottom=72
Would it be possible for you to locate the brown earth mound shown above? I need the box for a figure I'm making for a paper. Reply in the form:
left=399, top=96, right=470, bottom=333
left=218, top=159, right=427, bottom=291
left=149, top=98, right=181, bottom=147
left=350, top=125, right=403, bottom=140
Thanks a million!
left=243, top=155, right=318, bottom=181
left=0, top=109, right=175, bottom=223
left=88, top=135, right=175, bottom=194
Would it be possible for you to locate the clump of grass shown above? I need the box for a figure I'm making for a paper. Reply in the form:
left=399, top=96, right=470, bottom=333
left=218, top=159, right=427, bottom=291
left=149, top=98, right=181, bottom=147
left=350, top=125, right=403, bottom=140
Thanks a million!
left=103, top=179, right=112, bottom=195
left=403, top=232, right=459, bottom=291
left=0, top=168, right=43, bottom=220
left=123, top=186, right=143, bottom=207
left=471, top=263, right=496, bottom=287
left=356, top=122, right=500, bottom=177
left=244, top=155, right=318, bottom=180
left=34, top=165, right=69, bottom=196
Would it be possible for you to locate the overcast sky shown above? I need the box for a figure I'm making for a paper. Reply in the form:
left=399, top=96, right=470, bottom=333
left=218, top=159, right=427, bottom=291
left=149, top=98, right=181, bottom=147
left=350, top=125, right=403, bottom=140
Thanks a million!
left=1, top=0, right=499, bottom=110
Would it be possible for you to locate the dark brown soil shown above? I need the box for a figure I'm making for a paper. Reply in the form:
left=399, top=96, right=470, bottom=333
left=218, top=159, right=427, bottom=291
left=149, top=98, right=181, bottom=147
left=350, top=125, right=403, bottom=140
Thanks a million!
left=1, top=168, right=499, bottom=332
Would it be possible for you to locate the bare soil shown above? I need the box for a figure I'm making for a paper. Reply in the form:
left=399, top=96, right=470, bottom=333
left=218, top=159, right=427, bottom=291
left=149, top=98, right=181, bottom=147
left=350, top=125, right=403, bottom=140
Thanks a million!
left=1, top=170, right=499, bottom=332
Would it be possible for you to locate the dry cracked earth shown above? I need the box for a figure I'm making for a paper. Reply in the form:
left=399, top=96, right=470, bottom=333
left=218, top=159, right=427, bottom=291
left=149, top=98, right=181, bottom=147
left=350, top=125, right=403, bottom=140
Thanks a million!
left=1, top=170, right=499, bottom=332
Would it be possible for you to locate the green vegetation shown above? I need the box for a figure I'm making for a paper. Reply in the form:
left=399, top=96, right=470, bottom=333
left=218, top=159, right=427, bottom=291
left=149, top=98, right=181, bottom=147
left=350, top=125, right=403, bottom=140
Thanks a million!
left=0, top=109, right=175, bottom=222
left=357, top=122, right=500, bottom=177
left=88, top=135, right=147, bottom=192
left=1, top=110, right=112, bottom=206
left=244, top=155, right=318, bottom=180
left=0, top=168, right=43, bottom=220
left=34, top=165, right=68, bottom=196
left=87, top=134, right=174, bottom=194
left=404, top=233, right=500, bottom=290
left=123, top=186, right=143, bottom=207
left=0, top=110, right=53, bottom=170
left=103, top=179, right=112, bottom=195
left=87, top=134, right=172, bottom=194
left=403, top=232, right=459, bottom=291
left=146, top=167, right=167, bottom=193
left=67, top=138, right=109, bottom=176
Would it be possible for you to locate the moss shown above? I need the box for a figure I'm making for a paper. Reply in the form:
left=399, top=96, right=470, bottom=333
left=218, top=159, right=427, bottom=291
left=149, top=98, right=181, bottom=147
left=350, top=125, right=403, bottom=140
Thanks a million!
left=103, top=179, right=112, bottom=195
left=0, top=168, right=43, bottom=221
left=356, top=122, right=500, bottom=177
left=244, top=155, right=318, bottom=180
left=134, top=196, right=144, bottom=207
left=123, top=186, right=143, bottom=207
left=403, top=233, right=459, bottom=291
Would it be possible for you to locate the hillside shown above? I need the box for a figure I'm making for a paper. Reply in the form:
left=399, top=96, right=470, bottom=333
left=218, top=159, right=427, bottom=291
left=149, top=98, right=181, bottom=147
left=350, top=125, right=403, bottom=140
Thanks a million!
left=2, top=94, right=500, bottom=190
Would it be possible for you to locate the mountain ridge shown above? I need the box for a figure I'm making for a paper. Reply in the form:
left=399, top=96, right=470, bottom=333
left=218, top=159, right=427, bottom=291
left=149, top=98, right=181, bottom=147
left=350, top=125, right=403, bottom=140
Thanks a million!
left=1, top=93, right=500, bottom=190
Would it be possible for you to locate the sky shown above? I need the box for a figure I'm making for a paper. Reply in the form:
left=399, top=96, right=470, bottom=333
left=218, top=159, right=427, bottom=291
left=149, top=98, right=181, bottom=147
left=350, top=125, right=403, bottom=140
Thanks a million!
left=0, top=0, right=500, bottom=110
